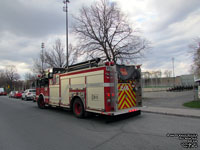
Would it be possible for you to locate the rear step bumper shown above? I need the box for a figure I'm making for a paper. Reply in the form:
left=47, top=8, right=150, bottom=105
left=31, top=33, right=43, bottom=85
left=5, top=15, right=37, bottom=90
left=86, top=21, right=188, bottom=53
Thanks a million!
left=101, top=107, right=141, bottom=116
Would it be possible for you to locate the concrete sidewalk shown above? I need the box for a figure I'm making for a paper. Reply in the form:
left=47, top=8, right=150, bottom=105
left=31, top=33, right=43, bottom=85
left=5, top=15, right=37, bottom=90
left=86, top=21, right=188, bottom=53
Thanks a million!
left=140, top=106, right=200, bottom=118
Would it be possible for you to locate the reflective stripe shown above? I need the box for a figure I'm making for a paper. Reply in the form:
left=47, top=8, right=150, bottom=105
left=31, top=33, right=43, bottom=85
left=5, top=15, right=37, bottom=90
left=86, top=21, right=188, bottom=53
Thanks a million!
left=70, top=83, right=114, bottom=88
left=104, top=83, right=114, bottom=87
left=118, top=83, right=136, bottom=110
left=36, top=95, right=58, bottom=100
left=70, top=84, right=85, bottom=88
left=86, top=83, right=114, bottom=87
left=36, top=82, right=114, bottom=100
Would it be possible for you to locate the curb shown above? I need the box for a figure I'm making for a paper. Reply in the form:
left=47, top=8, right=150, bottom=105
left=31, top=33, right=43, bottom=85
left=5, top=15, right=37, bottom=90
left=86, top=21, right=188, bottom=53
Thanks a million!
left=140, top=106, right=200, bottom=119
left=141, top=110, right=200, bottom=119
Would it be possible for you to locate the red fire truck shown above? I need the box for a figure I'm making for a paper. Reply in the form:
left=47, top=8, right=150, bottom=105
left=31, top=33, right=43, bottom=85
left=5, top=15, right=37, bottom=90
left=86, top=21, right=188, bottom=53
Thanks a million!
left=36, top=58, right=142, bottom=118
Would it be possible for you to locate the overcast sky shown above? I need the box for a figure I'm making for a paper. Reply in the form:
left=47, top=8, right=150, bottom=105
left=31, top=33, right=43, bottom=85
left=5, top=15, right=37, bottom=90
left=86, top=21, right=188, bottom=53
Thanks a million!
left=0, top=0, right=199, bottom=78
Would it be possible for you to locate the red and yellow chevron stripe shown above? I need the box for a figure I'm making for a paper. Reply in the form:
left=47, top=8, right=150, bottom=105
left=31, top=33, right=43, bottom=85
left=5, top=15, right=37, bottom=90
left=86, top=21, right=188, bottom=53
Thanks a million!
left=118, top=83, right=136, bottom=110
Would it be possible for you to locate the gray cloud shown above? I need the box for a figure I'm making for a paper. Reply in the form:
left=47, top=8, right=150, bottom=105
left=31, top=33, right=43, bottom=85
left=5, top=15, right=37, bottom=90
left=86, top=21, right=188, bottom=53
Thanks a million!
left=149, top=0, right=200, bottom=32
left=0, top=0, right=66, bottom=38
left=0, top=0, right=199, bottom=77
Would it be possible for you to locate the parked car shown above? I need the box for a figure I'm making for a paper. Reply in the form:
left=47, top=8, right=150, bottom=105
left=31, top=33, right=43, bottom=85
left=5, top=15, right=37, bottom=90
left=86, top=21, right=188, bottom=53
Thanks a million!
left=0, top=88, right=7, bottom=96
left=14, top=91, right=22, bottom=99
left=0, top=91, right=7, bottom=96
left=9, top=91, right=16, bottom=98
left=24, top=89, right=36, bottom=101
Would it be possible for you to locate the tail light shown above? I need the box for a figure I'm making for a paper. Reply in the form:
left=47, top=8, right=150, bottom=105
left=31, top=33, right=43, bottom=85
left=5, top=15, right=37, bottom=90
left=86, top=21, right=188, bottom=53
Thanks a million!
left=129, top=109, right=138, bottom=113
left=105, top=88, right=114, bottom=112
left=28, top=93, right=31, bottom=95
left=106, top=93, right=111, bottom=108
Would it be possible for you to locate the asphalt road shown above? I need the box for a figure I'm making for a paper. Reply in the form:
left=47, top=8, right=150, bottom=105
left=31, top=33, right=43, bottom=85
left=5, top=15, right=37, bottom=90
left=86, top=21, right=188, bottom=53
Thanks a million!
left=0, top=96, right=199, bottom=150
left=143, top=91, right=194, bottom=109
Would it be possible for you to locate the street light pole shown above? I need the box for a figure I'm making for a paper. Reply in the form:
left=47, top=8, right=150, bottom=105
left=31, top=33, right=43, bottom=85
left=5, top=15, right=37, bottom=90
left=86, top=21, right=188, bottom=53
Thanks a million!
left=41, top=42, right=45, bottom=73
left=63, top=0, right=70, bottom=68
left=172, top=57, right=175, bottom=86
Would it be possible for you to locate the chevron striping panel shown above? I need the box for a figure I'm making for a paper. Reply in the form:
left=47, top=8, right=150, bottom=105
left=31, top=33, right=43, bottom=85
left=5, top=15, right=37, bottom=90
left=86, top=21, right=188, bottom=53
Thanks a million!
left=118, top=83, right=136, bottom=110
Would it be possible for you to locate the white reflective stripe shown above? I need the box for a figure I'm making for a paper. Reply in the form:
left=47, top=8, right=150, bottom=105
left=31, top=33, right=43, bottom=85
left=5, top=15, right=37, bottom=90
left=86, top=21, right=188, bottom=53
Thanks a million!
left=87, top=83, right=103, bottom=87
left=36, top=95, right=63, bottom=100
left=103, top=83, right=114, bottom=87
left=36, top=82, right=114, bottom=98
left=70, top=84, right=85, bottom=88
left=86, top=83, right=114, bottom=87
left=86, top=83, right=100, bottom=87
left=69, top=83, right=114, bottom=88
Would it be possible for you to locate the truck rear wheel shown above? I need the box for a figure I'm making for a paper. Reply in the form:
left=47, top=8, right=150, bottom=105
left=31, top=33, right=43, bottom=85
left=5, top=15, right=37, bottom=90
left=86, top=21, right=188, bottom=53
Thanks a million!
left=73, top=98, right=84, bottom=118
left=37, top=96, right=45, bottom=109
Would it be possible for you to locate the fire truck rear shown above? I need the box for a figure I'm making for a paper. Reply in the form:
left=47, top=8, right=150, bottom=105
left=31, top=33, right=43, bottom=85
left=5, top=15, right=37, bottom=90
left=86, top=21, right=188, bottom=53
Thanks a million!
left=36, top=58, right=142, bottom=118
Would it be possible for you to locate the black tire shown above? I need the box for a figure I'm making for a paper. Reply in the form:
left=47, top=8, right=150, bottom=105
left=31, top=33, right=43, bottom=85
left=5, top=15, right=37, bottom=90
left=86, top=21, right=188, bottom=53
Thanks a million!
left=73, top=98, right=85, bottom=118
left=37, top=96, right=45, bottom=109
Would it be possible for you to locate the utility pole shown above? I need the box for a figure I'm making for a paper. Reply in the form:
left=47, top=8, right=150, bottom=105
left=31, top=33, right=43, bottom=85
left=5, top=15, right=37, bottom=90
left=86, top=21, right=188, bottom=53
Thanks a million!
left=63, top=0, right=70, bottom=68
left=172, top=57, right=175, bottom=86
left=41, top=42, right=45, bottom=73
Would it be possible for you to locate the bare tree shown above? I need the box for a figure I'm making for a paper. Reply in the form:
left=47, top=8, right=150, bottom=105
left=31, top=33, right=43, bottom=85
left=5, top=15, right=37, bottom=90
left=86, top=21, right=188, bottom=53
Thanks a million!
left=33, top=54, right=46, bottom=74
left=44, top=39, right=66, bottom=68
left=164, top=70, right=172, bottom=77
left=68, top=44, right=78, bottom=65
left=24, top=73, right=37, bottom=89
left=142, top=71, right=151, bottom=79
left=189, top=38, right=200, bottom=77
left=24, top=73, right=37, bottom=81
left=4, top=65, right=20, bottom=90
left=73, top=0, right=148, bottom=63
left=45, top=39, right=77, bottom=68
left=33, top=39, right=77, bottom=74
left=0, top=69, right=6, bottom=87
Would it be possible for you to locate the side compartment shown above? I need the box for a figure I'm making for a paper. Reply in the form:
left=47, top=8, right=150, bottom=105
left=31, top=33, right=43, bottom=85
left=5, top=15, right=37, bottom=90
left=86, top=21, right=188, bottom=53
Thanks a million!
left=60, top=77, right=70, bottom=106
left=86, top=72, right=104, bottom=111
left=49, top=85, right=60, bottom=105
left=59, top=68, right=106, bottom=113
left=70, top=76, right=85, bottom=106
left=49, top=74, right=60, bottom=106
